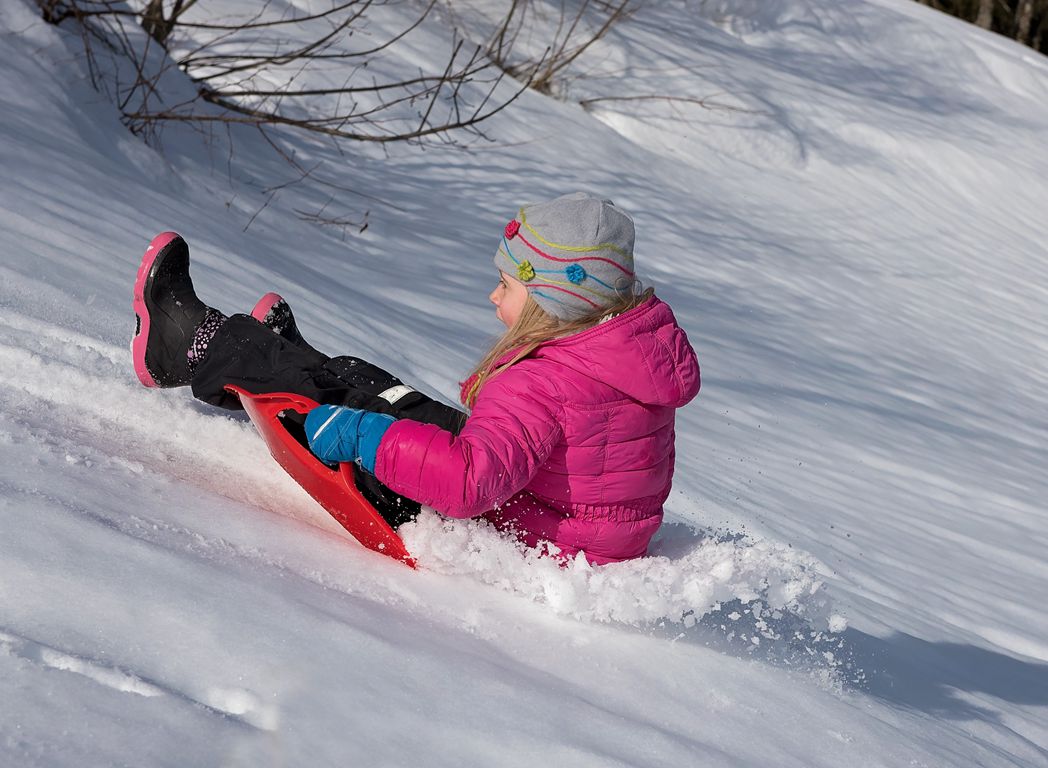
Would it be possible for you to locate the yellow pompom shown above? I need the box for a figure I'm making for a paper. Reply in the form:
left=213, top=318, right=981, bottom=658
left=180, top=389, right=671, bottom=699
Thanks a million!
left=517, top=260, right=535, bottom=282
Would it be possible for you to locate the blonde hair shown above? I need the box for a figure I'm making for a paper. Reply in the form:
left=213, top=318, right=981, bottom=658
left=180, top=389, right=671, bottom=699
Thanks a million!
left=462, top=286, right=655, bottom=408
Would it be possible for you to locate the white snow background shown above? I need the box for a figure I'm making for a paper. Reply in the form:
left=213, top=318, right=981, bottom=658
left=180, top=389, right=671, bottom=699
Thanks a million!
left=2, top=0, right=1047, bottom=765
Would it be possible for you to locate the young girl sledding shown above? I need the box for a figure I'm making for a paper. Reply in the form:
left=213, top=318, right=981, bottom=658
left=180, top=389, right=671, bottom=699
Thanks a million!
left=132, top=192, right=700, bottom=564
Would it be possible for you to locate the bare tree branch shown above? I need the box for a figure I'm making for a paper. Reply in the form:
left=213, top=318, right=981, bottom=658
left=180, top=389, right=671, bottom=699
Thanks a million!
left=483, top=0, right=637, bottom=95
left=38, top=0, right=532, bottom=146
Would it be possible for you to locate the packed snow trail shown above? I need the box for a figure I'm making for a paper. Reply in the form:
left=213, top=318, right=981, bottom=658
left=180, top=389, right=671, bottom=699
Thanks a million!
left=0, top=302, right=838, bottom=640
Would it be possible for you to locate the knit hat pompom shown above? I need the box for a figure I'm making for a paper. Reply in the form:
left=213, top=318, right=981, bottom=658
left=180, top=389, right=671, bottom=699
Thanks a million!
left=494, top=192, right=637, bottom=321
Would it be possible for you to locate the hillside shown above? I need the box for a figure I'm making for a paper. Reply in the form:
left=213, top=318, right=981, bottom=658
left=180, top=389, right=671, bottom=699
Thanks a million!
left=1, top=0, right=1047, bottom=765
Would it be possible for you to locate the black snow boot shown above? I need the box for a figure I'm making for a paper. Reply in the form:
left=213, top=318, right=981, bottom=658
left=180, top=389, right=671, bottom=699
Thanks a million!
left=132, top=231, right=225, bottom=388
left=250, top=292, right=322, bottom=357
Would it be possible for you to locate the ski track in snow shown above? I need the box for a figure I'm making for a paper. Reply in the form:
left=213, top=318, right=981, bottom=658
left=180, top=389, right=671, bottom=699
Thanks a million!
left=0, top=628, right=279, bottom=731
left=0, top=306, right=313, bottom=520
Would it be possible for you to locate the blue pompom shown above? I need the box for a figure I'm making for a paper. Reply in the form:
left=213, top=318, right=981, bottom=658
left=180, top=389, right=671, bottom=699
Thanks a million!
left=565, top=264, right=586, bottom=284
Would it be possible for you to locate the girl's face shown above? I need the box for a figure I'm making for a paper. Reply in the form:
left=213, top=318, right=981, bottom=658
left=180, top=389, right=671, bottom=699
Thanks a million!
left=489, top=270, right=529, bottom=328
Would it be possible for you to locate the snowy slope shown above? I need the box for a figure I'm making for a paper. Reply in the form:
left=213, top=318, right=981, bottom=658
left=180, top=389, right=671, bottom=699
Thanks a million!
left=2, top=0, right=1047, bottom=765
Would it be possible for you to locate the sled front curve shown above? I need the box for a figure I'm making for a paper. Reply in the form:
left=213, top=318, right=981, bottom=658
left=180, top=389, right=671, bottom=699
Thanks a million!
left=226, top=385, right=415, bottom=567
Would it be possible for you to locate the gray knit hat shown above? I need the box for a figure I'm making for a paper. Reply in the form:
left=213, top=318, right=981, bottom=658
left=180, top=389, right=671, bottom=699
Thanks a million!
left=494, top=192, right=637, bottom=321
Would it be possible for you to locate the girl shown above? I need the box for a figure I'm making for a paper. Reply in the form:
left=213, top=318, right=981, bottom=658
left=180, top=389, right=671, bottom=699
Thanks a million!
left=132, top=192, right=700, bottom=564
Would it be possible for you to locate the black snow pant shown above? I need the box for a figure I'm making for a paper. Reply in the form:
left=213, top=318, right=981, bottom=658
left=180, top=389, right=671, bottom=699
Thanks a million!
left=191, top=314, right=467, bottom=526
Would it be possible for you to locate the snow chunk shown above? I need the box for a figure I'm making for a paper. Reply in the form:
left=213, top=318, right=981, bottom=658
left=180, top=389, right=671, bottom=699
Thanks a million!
left=399, top=512, right=832, bottom=628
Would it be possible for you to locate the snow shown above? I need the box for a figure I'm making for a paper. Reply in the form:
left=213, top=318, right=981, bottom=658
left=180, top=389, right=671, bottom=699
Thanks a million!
left=2, top=0, right=1048, bottom=765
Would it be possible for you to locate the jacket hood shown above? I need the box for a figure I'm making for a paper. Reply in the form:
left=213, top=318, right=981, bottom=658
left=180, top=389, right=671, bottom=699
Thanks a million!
left=534, top=296, right=700, bottom=407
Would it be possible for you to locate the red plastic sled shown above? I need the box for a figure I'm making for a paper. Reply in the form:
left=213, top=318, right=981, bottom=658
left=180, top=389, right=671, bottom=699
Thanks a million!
left=227, top=385, right=416, bottom=567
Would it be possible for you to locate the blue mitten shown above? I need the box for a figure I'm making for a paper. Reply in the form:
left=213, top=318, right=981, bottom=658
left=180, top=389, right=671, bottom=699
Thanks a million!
left=305, top=405, right=396, bottom=473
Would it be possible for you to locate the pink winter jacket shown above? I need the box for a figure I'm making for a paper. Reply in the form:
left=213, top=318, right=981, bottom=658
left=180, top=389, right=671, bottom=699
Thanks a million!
left=374, top=296, right=700, bottom=564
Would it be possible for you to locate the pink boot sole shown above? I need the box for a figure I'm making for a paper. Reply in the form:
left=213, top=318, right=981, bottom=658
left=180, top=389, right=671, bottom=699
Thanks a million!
left=131, top=231, right=182, bottom=388
left=250, top=291, right=283, bottom=324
